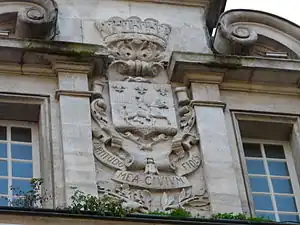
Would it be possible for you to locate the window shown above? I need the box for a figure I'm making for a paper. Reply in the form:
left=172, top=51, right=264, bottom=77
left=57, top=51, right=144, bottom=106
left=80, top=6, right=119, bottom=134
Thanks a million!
left=0, top=121, right=39, bottom=206
left=243, top=140, right=300, bottom=222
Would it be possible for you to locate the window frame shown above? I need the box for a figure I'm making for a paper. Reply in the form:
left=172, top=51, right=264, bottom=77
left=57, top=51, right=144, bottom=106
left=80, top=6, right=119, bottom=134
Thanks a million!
left=0, top=120, right=40, bottom=204
left=241, top=138, right=300, bottom=221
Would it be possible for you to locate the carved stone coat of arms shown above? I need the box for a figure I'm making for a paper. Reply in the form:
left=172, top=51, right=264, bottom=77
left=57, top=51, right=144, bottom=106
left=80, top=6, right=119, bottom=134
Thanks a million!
left=90, top=16, right=209, bottom=215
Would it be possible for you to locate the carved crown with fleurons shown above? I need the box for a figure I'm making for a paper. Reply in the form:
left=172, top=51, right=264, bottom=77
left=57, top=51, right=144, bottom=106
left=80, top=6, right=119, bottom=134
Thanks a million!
left=96, top=16, right=171, bottom=49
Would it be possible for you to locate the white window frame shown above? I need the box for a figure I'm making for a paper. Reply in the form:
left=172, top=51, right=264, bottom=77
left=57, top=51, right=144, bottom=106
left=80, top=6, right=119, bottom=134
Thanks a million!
left=0, top=120, right=40, bottom=203
left=242, top=138, right=300, bottom=222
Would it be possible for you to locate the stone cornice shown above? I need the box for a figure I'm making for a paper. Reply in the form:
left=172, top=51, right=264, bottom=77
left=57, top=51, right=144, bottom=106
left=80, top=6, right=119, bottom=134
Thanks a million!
left=183, top=72, right=224, bottom=85
left=124, top=0, right=210, bottom=7
left=221, top=82, right=300, bottom=96
left=169, top=52, right=300, bottom=95
left=0, top=38, right=108, bottom=77
left=55, top=90, right=92, bottom=100
left=0, top=37, right=108, bottom=57
left=191, top=100, right=226, bottom=109
left=0, top=63, right=54, bottom=76
left=52, top=61, right=92, bottom=74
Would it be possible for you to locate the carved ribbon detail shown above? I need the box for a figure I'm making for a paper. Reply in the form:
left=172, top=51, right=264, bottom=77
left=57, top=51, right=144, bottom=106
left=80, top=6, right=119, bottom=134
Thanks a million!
left=170, top=87, right=201, bottom=176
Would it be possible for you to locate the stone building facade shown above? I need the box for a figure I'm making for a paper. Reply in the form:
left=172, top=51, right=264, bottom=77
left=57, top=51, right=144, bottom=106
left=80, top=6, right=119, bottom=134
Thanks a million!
left=0, top=0, right=300, bottom=223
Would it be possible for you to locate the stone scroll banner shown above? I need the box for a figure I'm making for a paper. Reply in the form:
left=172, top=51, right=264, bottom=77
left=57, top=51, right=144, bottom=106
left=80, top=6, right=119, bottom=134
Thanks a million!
left=94, top=140, right=126, bottom=170
left=112, top=171, right=191, bottom=190
left=175, top=149, right=201, bottom=176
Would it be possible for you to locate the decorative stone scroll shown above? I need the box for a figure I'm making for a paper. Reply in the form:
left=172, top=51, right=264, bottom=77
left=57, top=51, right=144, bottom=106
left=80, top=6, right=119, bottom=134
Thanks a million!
left=0, top=0, right=58, bottom=39
left=213, top=9, right=300, bottom=58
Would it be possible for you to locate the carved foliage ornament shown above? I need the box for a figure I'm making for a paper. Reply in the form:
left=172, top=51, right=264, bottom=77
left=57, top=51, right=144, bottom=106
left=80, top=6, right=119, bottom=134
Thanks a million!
left=95, top=17, right=172, bottom=77
left=91, top=80, right=209, bottom=213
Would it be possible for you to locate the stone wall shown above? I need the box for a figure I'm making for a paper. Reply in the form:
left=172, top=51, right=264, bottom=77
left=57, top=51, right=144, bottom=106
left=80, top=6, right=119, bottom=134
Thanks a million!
left=3, top=0, right=300, bottom=220
left=54, top=0, right=213, bottom=56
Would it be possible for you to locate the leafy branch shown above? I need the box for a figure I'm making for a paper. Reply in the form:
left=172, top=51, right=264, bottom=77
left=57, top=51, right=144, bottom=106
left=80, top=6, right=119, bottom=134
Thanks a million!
left=5, top=178, right=51, bottom=208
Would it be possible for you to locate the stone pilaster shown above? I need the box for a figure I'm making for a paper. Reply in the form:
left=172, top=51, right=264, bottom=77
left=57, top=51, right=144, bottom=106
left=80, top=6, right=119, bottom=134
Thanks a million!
left=191, top=80, right=242, bottom=213
left=53, top=61, right=97, bottom=205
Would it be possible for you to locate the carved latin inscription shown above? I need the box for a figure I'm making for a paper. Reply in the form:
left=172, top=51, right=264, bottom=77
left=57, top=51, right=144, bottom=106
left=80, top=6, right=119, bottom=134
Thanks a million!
left=112, top=171, right=191, bottom=190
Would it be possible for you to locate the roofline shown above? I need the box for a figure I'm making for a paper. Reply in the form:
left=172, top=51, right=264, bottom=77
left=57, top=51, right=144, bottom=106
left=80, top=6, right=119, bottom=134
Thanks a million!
left=206, top=0, right=227, bottom=34
left=220, top=8, right=300, bottom=30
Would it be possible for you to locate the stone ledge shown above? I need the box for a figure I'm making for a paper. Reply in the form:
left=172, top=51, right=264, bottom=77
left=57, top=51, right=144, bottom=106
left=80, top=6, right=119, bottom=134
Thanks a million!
left=0, top=207, right=282, bottom=225
left=168, top=52, right=300, bottom=95
left=55, top=90, right=93, bottom=100
left=191, top=100, right=226, bottom=109
left=0, top=37, right=108, bottom=58
left=123, top=0, right=210, bottom=6
left=0, top=38, right=108, bottom=77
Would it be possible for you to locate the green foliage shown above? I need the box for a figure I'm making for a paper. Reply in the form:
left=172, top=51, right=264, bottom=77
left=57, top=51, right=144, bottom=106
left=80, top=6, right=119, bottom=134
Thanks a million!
left=1, top=182, right=274, bottom=223
left=69, top=188, right=128, bottom=217
left=212, top=213, right=273, bottom=222
left=148, top=210, right=171, bottom=216
left=170, top=208, right=192, bottom=217
left=6, top=178, right=51, bottom=208
left=148, top=208, right=192, bottom=218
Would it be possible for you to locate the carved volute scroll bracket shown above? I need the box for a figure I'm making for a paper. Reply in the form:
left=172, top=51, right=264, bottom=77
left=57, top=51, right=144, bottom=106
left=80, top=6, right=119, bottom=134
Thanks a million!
left=0, top=0, right=59, bottom=39
left=213, top=9, right=300, bottom=58
left=95, top=16, right=171, bottom=77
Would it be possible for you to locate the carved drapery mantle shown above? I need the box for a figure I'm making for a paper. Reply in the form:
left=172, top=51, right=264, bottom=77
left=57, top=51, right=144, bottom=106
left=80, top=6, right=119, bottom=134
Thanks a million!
left=0, top=0, right=58, bottom=39
left=91, top=16, right=209, bottom=214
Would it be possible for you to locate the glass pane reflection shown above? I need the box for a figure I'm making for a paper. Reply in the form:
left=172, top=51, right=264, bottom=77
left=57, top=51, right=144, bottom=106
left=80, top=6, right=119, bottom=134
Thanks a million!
left=272, top=178, right=293, bottom=194
left=11, top=144, right=32, bottom=160
left=276, top=196, right=297, bottom=212
left=253, top=195, right=273, bottom=210
left=250, top=177, right=269, bottom=192
left=268, top=161, right=289, bottom=176
left=247, top=160, right=265, bottom=174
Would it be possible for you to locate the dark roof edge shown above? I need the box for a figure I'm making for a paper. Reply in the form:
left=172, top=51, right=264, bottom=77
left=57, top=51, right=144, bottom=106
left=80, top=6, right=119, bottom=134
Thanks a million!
left=0, top=206, right=281, bottom=225
left=206, top=0, right=227, bottom=34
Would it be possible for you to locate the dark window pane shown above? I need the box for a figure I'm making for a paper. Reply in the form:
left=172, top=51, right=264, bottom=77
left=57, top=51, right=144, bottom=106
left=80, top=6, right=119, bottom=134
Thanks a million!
left=265, top=144, right=285, bottom=159
left=0, top=179, right=7, bottom=194
left=268, top=161, right=289, bottom=176
left=0, top=160, right=7, bottom=176
left=276, top=196, right=297, bottom=212
left=0, top=197, right=8, bottom=206
left=11, top=144, right=32, bottom=160
left=272, top=178, right=293, bottom=194
left=279, top=214, right=300, bottom=222
left=253, top=194, right=273, bottom=210
left=246, top=159, right=266, bottom=174
left=0, top=126, right=6, bottom=140
left=12, top=162, right=32, bottom=178
left=255, top=212, right=276, bottom=221
left=243, top=143, right=262, bottom=157
left=0, top=143, right=7, bottom=158
left=250, top=177, right=269, bottom=192
left=12, top=179, right=32, bottom=195
left=11, top=127, right=31, bottom=142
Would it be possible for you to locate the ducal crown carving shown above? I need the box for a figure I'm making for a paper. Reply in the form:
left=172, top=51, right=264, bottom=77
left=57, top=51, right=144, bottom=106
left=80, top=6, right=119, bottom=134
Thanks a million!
left=96, top=16, right=171, bottom=49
